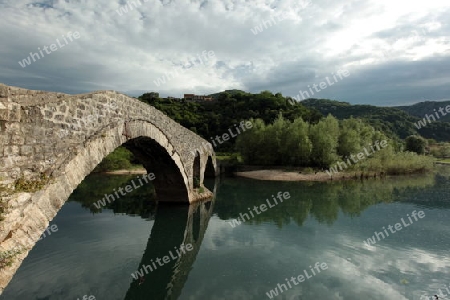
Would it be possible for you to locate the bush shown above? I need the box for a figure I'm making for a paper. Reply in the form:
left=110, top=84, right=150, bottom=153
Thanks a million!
left=357, top=147, right=434, bottom=175
left=405, top=135, right=427, bottom=154
left=0, top=248, right=23, bottom=269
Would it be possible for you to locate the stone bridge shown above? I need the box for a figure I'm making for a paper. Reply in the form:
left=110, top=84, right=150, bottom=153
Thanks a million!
left=0, top=83, right=217, bottom=294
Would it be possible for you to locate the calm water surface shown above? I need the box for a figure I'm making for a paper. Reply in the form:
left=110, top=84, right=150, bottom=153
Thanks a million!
left=1, top=168, right=450, bottom=300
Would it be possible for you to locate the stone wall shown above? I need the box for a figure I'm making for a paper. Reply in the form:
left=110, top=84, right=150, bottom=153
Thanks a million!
left=0, top=83, right=217, bottom=294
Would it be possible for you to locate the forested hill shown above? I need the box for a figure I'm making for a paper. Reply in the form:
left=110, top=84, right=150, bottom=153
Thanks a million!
left=395, top=101, right=450, bottom=123
left=138, top=90, right=322, bottom=151
left=301, top=98, right=450, bottom=141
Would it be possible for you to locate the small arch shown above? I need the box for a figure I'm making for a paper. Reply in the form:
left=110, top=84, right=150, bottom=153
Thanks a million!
left=193, top=152, right=201, bottom=188
left=124, top=136, right=189, bottom=203
left=205, top=155, right=216, bottom=178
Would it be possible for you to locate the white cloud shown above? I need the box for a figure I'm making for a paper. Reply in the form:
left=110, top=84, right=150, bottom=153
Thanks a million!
left=0, top=0, right=449, bottom=104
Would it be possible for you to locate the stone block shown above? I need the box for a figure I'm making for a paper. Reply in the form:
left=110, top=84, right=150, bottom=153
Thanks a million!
left=0, top=85, right=8, bottom=97
left=11, top=135, right=25, bottom=145
left=20, top=145, right=33, bottom=156
left=54, top=114, right=64, bottom=121
left=44, top=110, right=53, bottom=119
left=9, top=104, right=21, bottom=122
left=4, top=146, right=19, bottom=156
left=0, top=109, right=8, bottom=121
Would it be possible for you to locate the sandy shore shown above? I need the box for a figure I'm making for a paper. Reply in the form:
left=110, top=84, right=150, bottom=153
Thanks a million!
left=103, top=168, right=147, bottom=175
left=234, top=169, right=357, bottom=181
left=103, top=168, right=363, bottom=182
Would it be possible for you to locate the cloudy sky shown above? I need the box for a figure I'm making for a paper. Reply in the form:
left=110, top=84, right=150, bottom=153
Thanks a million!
left=0, top=0, right=449, bottom=106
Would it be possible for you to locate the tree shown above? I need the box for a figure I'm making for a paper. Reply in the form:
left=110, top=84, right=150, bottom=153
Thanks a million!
left=405, top=135, right=427, bottom=154
left=282, top=118, right=312, bottom=166
left=309, top=115, right=340, bottom=167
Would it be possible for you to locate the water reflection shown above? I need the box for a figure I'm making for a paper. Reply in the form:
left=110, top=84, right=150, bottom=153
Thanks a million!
left=124, top=200, right=214, bottom=300
left=214, top=173, right=439, bottom=227
left=71, top=174, right=216, bottom=300
left=1, top=170, right=449, bottom=300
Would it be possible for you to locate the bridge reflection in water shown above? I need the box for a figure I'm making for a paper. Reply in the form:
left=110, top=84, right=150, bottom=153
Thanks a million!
left=124, top=181, right=217, bottom=300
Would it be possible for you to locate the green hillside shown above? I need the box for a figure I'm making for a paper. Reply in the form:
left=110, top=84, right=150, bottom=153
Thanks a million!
left=301, top=99, right=450, bottom=142
left=138, top=90, right=322, bottom=151
left=395, top=101, right=450, bottom=123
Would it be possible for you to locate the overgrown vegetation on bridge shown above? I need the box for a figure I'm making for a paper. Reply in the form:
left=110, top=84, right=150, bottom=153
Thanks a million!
left=0, top=248, right=23, bottom=269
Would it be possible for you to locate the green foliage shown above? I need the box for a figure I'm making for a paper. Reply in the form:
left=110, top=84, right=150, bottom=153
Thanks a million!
left=356, top=145, right=434, bottom=174
left=301, top=98, right=450, bottom=141
left=69, top=174, right=157, bottom=216
left=14, top=173, right=49, bottom=193
left=396, top=100, right=450, bottom=123
left=309, top=115, right=340, bottom=167
left=235, top=114, right=432, bottom=175
left=138, top=90, right=322, bottom=152
left=337, top=118, right=374, bottom=157
left=405, top=135, right=427, bottom=154
left=282, top=118, right=312, bottom=166
left=0, top=248, right=23, bottom=269
left=93, top=147, right=138, bottom=172
left=430, top=143, right=450, bottom=158
left=237, top=115, right=381, bottom=168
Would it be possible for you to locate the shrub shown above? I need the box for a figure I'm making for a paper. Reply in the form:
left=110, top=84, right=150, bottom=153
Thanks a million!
left=405, top=135, right=427, bottom=154
left=14, top=173, right=49, bottom=192
left=0, top=248, right=23, bottom=269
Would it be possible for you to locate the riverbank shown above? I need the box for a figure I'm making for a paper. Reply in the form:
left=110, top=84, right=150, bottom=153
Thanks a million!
left=101, top=168, right=147, bottom=175
left=234, top=169, right=373, bottom=181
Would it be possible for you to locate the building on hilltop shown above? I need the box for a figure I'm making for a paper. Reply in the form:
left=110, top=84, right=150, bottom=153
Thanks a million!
left=184, top=94, right=213, bottom=102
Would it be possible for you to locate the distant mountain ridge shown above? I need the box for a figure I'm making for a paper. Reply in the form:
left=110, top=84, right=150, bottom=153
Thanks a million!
left=395, top=101, right=450, bottom=123
left=300, top=98, right=450, bottom=142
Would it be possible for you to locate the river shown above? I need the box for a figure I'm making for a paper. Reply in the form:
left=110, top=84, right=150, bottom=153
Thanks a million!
left=1, top=167, right=450, bottom=300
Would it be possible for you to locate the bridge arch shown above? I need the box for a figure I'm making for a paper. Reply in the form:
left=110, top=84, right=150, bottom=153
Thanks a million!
left=0, top=84, right=217, bottom=293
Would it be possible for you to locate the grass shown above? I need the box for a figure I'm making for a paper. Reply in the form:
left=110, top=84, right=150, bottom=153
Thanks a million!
left=0, top=173, right=51, bottom=221
left=0, top=248, right=23, bottom=269
left=14, top=173, right=50, bottom=193
left=216, top=153, right=243, bottom=163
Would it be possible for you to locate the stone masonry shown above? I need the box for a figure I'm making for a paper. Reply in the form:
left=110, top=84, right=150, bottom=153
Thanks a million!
left=0, top=83, right=217, bottom=294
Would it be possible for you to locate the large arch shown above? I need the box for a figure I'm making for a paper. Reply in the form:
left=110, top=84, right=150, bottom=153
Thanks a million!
left=0, top=83, right=218, bottom=294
